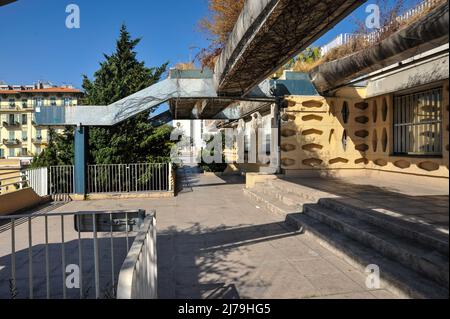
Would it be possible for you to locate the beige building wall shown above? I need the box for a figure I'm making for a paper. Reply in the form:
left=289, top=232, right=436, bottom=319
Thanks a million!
left=280, top=80, right=449, bottom=180
left=0, top=88, right=82, bottom=159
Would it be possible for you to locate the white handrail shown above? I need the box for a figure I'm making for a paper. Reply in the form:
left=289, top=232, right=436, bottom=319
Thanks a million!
left=116, top=211, right=157, bottom=299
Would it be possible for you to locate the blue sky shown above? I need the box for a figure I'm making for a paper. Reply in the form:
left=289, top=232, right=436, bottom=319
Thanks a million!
left=0, top=0, right=421, bottom=89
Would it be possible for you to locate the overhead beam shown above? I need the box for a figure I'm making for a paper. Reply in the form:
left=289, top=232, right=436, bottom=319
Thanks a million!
left=214, top=0, right=365, bottom=97
left=0, top=0, right=17, bottom=6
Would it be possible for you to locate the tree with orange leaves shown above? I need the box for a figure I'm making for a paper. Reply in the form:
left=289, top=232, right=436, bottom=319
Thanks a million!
left=197, top=0, right=245, bottom=69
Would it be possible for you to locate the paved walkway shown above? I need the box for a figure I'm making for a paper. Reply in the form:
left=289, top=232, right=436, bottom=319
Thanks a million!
left=0, top=167, right=398, bottom=299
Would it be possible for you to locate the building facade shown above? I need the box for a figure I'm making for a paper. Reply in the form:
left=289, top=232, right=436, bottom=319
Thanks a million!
left=227, top=47, right=449, bottom=186
left=0, top=82, right=83, bottom=160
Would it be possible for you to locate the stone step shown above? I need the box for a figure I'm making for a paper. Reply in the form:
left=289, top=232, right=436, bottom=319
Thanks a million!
left=286, top=213, right=449, bottom=299
left=267, top=179, right=334, bottom=203
left=303, top=203, right=449, bottom=287
left=318, top=198, right=449, bottom=256
left=257, top=185, right=310, bottom=208
left=243, top=187, right=296, bottom=217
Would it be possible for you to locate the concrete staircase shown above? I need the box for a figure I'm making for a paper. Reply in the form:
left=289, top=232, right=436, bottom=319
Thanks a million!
left=243, top=178, right=449, bottom=299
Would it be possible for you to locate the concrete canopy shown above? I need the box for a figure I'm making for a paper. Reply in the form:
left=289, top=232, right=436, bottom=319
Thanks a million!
left=213, top=0, right=365, bottom=97
left=0, top=0, right=16, bottom=6
left=310, top=2, right=449, bottom=94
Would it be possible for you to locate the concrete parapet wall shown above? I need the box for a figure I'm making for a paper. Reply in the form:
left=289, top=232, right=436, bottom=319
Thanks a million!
left=246, top=173, right=279, bottom=189
left=0, top=188, right=50, bottom=216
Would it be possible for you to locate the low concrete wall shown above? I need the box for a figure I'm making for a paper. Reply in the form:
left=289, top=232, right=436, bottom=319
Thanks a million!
left=0, top=188, right=50, bottom=216
left=83, top=192, right=174, bottom=201
left=246, top=173, right=278, bottom=189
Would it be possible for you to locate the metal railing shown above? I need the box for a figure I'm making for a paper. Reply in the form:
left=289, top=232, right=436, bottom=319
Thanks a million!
left=0, top=210, right=146, bottom=299
left=23, top=167, right=48, bottom=197
left=320, top=0, right=443, bottom=55
left=48, top=165, right=75, bottom=195
left=117, top=211, right=157, bottom=299
left=7, top=163, right=173, bottom=198
left=87, top=163, right=172, bottom=194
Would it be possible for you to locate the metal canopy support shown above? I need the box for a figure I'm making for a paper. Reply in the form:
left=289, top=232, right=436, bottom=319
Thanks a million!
left=74, top=126, right=88, bottom=196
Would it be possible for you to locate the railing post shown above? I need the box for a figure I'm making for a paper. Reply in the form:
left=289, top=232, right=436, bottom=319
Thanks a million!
left=74, top=126, right=88, bottom=197
left=168, top=163, right=173, bottom=192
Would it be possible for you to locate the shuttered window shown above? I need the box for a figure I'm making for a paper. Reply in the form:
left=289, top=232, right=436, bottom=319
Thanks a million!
left=393, top=88, right=443, bottom=156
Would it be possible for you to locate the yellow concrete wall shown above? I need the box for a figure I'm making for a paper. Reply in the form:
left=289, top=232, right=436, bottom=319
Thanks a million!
left=0, top=159, right=22, bottom=195
left=280, top=80, right=449, bottom=179
left=246, top=173, right=278, bottom=189
left=0, top=187, right=48, bottom=216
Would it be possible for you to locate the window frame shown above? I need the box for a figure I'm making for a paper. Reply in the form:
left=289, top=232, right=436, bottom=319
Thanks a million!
left=393, top=86, right=443, bottom=157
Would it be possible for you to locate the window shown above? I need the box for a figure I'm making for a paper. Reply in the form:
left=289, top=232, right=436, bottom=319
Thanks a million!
left=394, top=87, right=443, bottom=156
left=22, top=114, right=27, bottom=125
left=22, top=131, right=28, bottom=141
left=36, top=128, right=42, bottom=139
left=0, top=149, right=4, bottom=158
left=8, top=114, right=15, bottom=125
left=50, top=97, right=57, bottom=106
left=22, top=99, right=28, bottom=108
left=35, top=146, right=41, bottom=155
left=21, top=148, right=28, bottom=156
left=9, top=148, right=15, bottom=158
left=9, top=99, right=15, bottom=108
left=34, top=97, right=43, bottom=107
left=9, top=131, right=15, bottom=141
left=64, top=97, right=72, bottom=106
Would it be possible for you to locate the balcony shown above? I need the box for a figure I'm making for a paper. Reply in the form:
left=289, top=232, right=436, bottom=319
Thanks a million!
left=2, top=121, right=21, bottom=128
left=2, top=138, right=21, bottom=146
left=32, top=137, right=48, bottom=145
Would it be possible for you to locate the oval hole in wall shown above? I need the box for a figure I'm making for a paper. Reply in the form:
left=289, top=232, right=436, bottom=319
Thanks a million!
left=374, top=159, right=388, bottom=167
left=329, top=157, right=349, bottom=165
left=341, top=102, right=350, bottom=124
left=355, top=130, right=369, bottom=138
left=342, top=130, right=348, bottom=152
left=394, top=160, right=411, bottom=169
left=382, top=98, right=388, bottom=122
left=382, top=128, right=388, bottom=153
left=281, top=129, right=296, bottom=138
left=418, top=161, right=440, bottom=172
left=281, top=144, right=296, bottom=152
left=281, top=158, right=296, bottom=167
left=372, top=100, right=378, bottom=123
left=302, top=158, right=323, bottom=167
left=302, top=129, right=323, bottom=136
left=329, top=129, right=335, bottom=145
left=303, top=100, right=323, bottom=108
left=372, top=129, right=378, bottom=152
left=355, top=158, right=369, bottom=165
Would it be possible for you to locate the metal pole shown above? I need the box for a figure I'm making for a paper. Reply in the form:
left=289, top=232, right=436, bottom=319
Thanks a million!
left=92, top=214, right=100, bottom=299
left=77, top=217, right=83, bottom=299
left=61, top=215, right=66, bottom=299
left=28, top=217, right=33, bottom=299
left=45, top=216, right=50, bottom=299
left=11, top=218, right=16, bottom=299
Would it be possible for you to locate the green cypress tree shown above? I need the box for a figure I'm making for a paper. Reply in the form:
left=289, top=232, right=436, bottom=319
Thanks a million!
left=82, top=24, right=171, bottom=164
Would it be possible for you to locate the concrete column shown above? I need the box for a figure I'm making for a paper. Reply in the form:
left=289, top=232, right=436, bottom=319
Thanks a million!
left=270, top=102, right=281, bottom=174
left=74, top=126, right=88, bottom=196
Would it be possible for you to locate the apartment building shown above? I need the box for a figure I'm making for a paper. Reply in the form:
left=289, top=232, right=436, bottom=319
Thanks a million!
left=0, top=82, right=83, bottom=159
